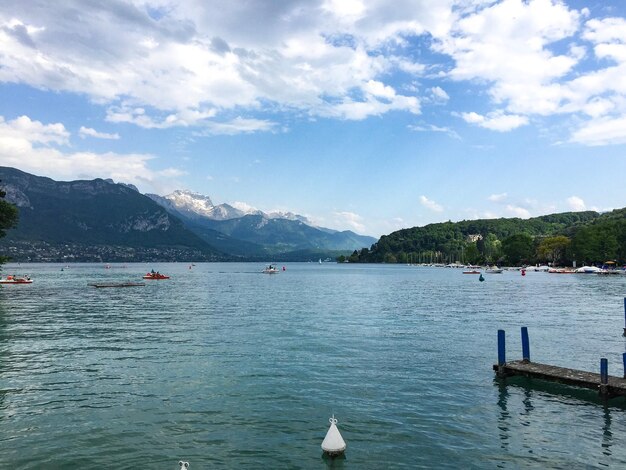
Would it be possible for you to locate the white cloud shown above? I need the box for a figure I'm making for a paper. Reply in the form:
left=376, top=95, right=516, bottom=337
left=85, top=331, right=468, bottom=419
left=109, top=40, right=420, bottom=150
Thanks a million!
left=79, top=126, right=120, bottom=140
left=460, top=111, right=528, bottom=131
left=1, top=1, right=625, bottom=144
left=408, top=123, right=460, bottom=139
left=106, top=105, right=218, bottom=129
left=583, top=17, right=626, bottom=50
left=1, top=115, right=69, bottom=146
left=419, top=195, right=443, bottom=212
left=429, top=86, right=449, bottom=102
left=570, top=115, right=626, bottom=146
left=322, top=0, right=366, bottom=20
left=566, top=196, right=586, bottom=211
left=505, top=204, right=531, bottom=218
left=0, top=1, right=431, bottom=131
left=231, top=201, right=258, bottom=213
left=488, top=192, right=507, bottom=202
left=202, top=118, right=278, bottom=135
left=438, top=0, right=581, bottom=116
left=332, top=210, right=366, bottom=233
left=0, top=114, right=177, bottom=192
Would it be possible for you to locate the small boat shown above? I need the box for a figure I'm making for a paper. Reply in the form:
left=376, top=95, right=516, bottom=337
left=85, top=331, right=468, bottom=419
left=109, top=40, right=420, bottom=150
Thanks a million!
left=575, top=266, right=602, bottom=274
left=262, top=265, right=279, bottom=274
left=485, top=267, right=503, bottom=274
left=89, top=282, right=145, bottom=288
left=142, top=272, right=170, bottom=280
left=463, top=266, right=481, bottom=274
left=0, top=275, right=33, bottom=284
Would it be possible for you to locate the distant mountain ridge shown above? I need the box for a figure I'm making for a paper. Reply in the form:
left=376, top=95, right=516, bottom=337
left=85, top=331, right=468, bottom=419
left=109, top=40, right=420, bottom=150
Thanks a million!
left=0, top=167, right=223, bottom=261
left=151, top=189, right=313, bottom=224
left=0, top=167, right=376, bottom=261
left=147, top=189, right=376, bottom=256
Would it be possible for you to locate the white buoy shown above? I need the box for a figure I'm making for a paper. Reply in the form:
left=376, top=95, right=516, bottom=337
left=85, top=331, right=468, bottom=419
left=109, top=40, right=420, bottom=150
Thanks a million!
left=321, top=415, right=346, bottom=456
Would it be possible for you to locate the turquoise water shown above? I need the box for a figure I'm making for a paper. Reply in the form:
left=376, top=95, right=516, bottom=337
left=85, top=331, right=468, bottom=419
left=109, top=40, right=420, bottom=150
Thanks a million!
left=1, top=263, right=625, bottom=469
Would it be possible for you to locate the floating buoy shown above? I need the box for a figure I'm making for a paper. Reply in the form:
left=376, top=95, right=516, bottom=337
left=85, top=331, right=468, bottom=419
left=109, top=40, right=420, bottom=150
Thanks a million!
left=521, top=269, right=526, bottom=276
left=178, top=461, right=189, bottom=469
left=282, top=266, right=286, bottom=271
left=479, top=274, right=485, bottom=282
left=321, top=415, right=346, bottom=456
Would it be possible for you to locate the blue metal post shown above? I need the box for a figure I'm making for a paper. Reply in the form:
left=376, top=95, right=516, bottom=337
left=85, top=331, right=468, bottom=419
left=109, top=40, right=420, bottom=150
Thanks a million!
left=623, top=298, right=626, bottom=336
left=521, top=327, right=530, bottom=362
left=498, top=330, right=506, bottom=366
left=623, top=352, right=626, bottom=379
left=600, top=358, right=608, bottom=385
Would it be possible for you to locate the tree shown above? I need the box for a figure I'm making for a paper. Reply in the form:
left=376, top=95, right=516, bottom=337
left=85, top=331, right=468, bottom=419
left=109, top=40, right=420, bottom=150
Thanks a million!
left=537, top=236, right=570, bottom=266
left=383, top=252, right=397, bottom=263
left=483, top=233, right=502, bottom=264
left=0, top=183, right=19, bottom=264
left=502, top=233, right=534, bottom=265
left=464, top=242, right=482, bottom=265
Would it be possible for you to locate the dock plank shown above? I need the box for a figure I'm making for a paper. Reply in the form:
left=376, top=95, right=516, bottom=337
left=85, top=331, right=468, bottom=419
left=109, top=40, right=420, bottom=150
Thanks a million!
left=493, top=360, right=626, bottom=397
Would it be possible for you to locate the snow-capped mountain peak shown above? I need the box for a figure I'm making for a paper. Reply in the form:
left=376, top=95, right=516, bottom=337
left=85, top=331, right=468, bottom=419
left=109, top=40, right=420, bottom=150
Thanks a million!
left=167, top=190, right=214, bottom=216
left=162, top=189, right=313, bottom=224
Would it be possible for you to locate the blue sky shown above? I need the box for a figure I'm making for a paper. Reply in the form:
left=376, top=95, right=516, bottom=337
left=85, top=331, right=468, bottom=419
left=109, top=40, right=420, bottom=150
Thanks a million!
left=0, top=0, right=625, bottom=237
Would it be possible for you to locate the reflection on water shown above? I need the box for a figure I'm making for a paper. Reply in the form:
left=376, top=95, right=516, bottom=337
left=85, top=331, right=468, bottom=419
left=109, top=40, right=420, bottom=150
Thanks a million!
left=322, top=452, right=347, bottom=469
left=495, top=376, right=623, bottom=466
left=496, top=379, right=510, bottom=452
left=602, top=405, right=612, bottom=458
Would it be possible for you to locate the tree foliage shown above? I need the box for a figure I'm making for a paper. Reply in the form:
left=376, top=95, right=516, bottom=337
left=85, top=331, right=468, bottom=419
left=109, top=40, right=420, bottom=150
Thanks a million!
left=348, top=209, right=625, bottom=266
left=537, top=236, right=570, bottom=266
left=0, top=183, right=19, bottom=264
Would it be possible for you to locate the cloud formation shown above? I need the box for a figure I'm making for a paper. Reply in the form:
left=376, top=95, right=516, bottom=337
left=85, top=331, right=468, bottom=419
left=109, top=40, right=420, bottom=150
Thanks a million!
left=79, top=126, right=120, bottom=140
left=566, top=196, right=586, bottom=211
left=0, top=1, right=622, bottom=143
left=332, top=211, right=366, bottom=233
left=0, top=115, right=179, bottom=192
left=419, top=195, right=443, bottom=212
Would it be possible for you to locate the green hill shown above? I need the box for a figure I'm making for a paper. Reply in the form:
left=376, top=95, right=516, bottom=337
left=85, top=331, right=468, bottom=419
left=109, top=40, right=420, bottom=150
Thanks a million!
left=348, top=209, right=625, bottom=266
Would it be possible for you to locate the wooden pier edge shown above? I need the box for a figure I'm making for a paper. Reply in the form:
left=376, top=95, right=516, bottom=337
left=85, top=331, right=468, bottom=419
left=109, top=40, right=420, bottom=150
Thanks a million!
left=493, top=360, right=626, bottom=398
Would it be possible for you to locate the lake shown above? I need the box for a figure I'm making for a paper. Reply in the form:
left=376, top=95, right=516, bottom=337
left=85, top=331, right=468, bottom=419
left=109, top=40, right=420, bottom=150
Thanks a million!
left=1, top=263, right=625, bottom=468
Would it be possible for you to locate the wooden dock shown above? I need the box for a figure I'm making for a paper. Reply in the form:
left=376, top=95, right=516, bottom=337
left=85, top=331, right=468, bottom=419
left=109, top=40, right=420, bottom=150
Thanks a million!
left=493, top=360, right=626, bottom=398
left=495, top=318, right=626, bottom=399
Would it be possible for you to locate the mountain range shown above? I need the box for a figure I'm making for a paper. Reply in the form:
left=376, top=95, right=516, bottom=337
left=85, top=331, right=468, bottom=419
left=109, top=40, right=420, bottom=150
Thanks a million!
left=147, top=190, right=376, bottom=257
left=0, top=167, right=376, bottom=262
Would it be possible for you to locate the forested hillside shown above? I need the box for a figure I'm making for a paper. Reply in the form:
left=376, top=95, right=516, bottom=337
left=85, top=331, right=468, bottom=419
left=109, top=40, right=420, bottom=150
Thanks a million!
left=345, top=209, right=625, bottom=266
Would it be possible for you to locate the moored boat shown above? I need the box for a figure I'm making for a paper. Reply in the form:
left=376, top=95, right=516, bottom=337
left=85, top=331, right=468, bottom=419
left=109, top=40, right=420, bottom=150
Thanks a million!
left=0, top=275, right=33, bottom=284
left=262, top=265, right=279, bottom=274
left=485, top=267, right=503, bottom=273
left=575, top=266, right=602, bottom=274
left=463, top=266, right=481, bottom=274
left=142, top=272, right=170, bottom=280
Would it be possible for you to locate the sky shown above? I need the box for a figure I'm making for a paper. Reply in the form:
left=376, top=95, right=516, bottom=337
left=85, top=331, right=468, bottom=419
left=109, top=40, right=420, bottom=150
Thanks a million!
left=0, top=0, right=625, bottom=237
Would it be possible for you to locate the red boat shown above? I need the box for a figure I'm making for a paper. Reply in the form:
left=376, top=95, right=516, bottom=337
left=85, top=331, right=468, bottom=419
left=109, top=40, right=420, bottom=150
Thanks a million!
left=0, top=275, right=33, bottom=284
left=143, top=272, right=170, bottom=280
